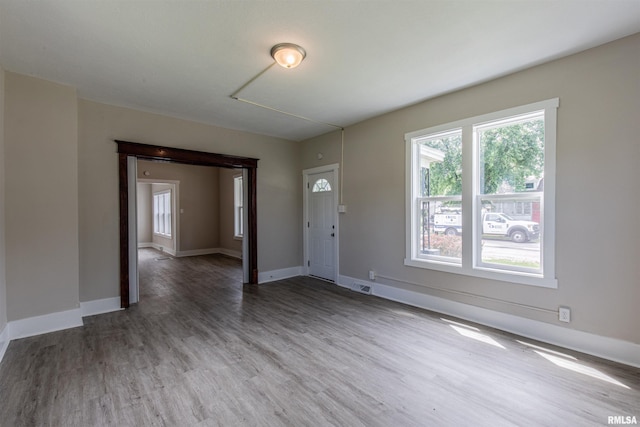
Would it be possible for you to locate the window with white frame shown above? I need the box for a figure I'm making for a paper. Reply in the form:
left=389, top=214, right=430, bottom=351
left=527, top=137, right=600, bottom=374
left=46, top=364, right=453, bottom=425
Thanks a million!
left=234, top=175, right=243, bottom=238
left=153, top=190, right=172, bottom=238
left=405, top=99, right=558, bottom=288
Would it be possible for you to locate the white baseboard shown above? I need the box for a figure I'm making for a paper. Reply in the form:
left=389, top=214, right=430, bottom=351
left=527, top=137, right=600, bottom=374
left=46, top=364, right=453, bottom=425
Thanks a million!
left=338, top=274, right=640, bottom=368
left=218, top=248, right=242, bottom=259
left=155, top=244, right=176, bottom=256
left=9, top=308, right=83, bottom=341
left=141, top=245, right=242, bottom=259
left=176, top=247, right=220, bottom=257
left=259, top=266, right=302, bottom=284
left=0, top=296, right=125, bottom=365
left=139, top=242, right=177, bottom=256
left=0, top=324, right=9, bottom=364
left=81, top=297, right=122, bottom=317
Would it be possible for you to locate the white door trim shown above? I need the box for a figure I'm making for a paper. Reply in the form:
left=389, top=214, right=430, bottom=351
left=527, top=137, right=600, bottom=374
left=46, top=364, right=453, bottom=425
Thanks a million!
left=240, top=169, right=249, bottom=283
left=127, top=157, right=139, bottom=304
left=303, top=164, right=340, bottom=282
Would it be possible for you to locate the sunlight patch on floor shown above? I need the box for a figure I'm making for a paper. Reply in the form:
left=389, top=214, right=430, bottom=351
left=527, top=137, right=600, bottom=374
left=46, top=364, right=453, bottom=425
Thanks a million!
left=441, top=318, right=480, bottom=331
left=516, top=340, right=577, bottom=360
left=449, top=325, right=505, bottom=349
left=534, top=351, right=630, bottom=389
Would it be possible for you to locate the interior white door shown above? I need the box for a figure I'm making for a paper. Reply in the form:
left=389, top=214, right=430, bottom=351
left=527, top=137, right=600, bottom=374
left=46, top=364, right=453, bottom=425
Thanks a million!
left=308, top=171, right=336, bottom=281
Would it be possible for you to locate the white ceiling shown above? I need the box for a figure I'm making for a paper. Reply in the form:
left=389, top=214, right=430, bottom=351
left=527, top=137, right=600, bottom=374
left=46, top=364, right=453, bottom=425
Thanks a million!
left=1, top=1, right=639, bottom=141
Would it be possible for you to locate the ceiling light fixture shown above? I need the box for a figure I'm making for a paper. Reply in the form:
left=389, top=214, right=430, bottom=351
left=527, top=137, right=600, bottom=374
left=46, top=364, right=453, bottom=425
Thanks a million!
left=229, top=42, right=342, bottom=133
left=270, top=43, right=306, bottom=69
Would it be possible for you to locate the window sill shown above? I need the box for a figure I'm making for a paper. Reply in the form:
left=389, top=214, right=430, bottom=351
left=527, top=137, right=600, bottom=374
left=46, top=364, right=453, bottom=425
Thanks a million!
left=404, top=258, right=557, bottom=289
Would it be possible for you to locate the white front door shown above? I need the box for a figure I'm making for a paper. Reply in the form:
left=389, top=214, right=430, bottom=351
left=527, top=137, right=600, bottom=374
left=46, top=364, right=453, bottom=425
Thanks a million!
left=308, top=171, right=336, bottom=281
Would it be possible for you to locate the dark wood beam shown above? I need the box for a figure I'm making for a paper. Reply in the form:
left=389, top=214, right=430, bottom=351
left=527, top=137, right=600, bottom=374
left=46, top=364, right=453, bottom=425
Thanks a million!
left=115, top=140, right=258, bottom=169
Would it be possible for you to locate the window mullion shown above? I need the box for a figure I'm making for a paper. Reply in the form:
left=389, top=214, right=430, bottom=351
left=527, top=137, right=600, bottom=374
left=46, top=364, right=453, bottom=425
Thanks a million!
left=461, top=124, right=474, bottom=272
left=411, top=142, right=421, bottom=260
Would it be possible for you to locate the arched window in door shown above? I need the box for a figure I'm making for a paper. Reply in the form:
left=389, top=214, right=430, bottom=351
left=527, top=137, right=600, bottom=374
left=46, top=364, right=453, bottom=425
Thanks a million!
left=312, top=178, right=332, bottom=192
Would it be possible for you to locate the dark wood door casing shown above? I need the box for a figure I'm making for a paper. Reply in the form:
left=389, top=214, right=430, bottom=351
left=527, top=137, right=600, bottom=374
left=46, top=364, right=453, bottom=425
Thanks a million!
left=116, top=140, right=259, bottom=308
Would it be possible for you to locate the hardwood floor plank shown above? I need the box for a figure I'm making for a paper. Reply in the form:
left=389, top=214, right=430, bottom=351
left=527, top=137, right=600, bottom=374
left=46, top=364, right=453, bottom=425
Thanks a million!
left=0, top=248, right=638, bottom=426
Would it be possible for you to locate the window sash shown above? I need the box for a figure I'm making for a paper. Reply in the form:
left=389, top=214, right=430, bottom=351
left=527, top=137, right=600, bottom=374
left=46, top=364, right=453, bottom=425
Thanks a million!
left=416, top=196, right=463, bottom=264
left=475, top=192, right=543, bottom=275
left=234, top=176, right=243, bottom=238
left=153, top=191, right=172, bottom=238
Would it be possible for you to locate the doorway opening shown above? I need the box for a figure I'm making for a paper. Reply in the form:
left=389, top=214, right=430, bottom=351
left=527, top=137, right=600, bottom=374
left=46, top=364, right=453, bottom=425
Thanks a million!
left=134, top=163, right=245, bottom=304
left=137, top=179, right=179, bottom=256
left=117, top=140, right=259, bottom=308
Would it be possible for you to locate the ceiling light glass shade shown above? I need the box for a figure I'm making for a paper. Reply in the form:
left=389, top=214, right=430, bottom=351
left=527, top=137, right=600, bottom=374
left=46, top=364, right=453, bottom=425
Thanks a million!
left=270, top=43, right=306, bottom=69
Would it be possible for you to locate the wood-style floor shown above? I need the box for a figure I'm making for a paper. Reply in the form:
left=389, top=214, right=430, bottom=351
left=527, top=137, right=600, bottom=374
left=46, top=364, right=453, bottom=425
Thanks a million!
left=0, top=248, right=638, bottom=426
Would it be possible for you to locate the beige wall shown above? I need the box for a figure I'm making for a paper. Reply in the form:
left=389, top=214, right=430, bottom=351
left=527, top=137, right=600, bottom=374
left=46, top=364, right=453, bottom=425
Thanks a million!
left=138, top=166, right=241, bottom=255
left=136, top=183, right=152, bottom=243
left=219, top=168, right=243, bottom=254
left=0, top=67, right=7, bottom=331
left=79, top=100, right=301, bottom=301
left=4, top=72, right=79, bottom=321
left=138, top=161, right=219, bottom=253
left=302, top=34, right=640, bottom=344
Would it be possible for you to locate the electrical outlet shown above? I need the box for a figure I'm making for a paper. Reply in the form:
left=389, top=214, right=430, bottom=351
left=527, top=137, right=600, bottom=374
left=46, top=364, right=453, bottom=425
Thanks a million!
left=559, top=306, right=571, bottom=323
left=368, top=270, right=376, bottom=280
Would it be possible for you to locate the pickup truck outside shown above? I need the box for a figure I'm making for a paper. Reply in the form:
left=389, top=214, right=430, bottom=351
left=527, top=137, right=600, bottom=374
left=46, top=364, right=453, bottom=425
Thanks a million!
left=433, top=212, right=539, bottom=243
